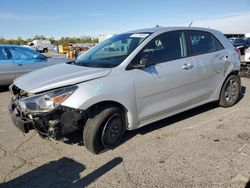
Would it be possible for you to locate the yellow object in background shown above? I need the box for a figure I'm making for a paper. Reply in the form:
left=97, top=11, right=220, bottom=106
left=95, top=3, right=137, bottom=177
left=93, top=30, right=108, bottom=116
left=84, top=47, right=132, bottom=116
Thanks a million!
left=69, top=51, right=74, bottom=59
left=66, top=51, right=74, bottom=59
left=58, top=44, right=71, bottom=54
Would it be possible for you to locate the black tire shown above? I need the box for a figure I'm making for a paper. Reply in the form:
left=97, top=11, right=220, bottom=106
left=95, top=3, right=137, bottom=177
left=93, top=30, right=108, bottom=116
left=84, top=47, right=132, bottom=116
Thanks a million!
left=43, top=48, right=48, bottom=53
left=83, top=106, right=125, bottom=154
left=219, top=74, right=241, bottom=107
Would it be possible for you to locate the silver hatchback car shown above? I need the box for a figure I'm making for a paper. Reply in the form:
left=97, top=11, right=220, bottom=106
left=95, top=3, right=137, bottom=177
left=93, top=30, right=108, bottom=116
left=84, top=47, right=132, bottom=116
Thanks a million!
left=9, top=27, right=241, bottom=154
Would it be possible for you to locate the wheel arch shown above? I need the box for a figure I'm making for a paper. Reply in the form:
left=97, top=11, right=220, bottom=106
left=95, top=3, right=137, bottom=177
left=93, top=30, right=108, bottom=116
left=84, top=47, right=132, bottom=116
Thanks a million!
left=227, top=70, right=239, bottom=77
left=218, top=70, right=241, bottom=104
left=85, top=100, right=131, bottom=130
left=222, top=70, right=240, bottom=90
left=43, top=48, right=48, bottom=53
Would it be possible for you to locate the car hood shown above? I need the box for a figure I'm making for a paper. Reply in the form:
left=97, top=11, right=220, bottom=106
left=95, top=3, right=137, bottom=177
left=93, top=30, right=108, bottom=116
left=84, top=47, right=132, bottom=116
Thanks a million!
left=14, top=63, right=112, bottom=93
left=47, top=57, right=71, bottom=64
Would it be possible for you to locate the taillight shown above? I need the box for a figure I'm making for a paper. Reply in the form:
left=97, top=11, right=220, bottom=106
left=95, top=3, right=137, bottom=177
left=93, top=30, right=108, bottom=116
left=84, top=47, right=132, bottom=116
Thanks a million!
left=235, top=48, right=241, bottom=55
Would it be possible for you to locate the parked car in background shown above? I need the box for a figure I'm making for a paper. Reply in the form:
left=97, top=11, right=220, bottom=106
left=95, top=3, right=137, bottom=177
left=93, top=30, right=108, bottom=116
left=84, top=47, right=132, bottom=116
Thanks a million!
left=26, top=39, right=53, bottom=53
left=243, top=38, right=250, bottom=63
left=0, top=45, right=69, bottom=85
left=9, top=27, right=241, bottom=154
left=229, top=37, right=250, bottom=63
left=229, top=37, right=247, bottom=47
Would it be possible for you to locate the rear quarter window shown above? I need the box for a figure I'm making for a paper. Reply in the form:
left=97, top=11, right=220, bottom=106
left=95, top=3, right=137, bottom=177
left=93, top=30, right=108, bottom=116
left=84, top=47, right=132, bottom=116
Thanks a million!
left=188, top=31, right=224, bottom=56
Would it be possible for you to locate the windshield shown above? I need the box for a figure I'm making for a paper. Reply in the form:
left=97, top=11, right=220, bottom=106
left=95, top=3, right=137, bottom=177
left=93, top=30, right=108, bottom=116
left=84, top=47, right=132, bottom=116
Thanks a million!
left=75, top=33, right=151, bottom=68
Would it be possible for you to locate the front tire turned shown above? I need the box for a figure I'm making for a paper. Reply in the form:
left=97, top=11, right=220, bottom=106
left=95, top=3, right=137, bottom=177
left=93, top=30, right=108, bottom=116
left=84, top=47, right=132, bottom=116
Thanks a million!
left=219, top=74, right=241, bottom=107
left=83, top=106, right=125, bottom=154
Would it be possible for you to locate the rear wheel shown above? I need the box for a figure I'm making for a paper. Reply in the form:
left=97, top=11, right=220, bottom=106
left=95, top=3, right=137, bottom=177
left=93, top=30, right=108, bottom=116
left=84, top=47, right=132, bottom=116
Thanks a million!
left=43, top=48, right=48, bottom=53
left=83, top=106, right=125, bottom=154
left=219, top=74, right=241, bottom=107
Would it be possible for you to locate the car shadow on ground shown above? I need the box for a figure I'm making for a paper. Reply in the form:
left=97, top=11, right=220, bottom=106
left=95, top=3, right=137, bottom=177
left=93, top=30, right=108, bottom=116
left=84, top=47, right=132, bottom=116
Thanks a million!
left=246, top=179, right=250, bottom=188
left=238, top=85, right=246, bottom=102
left=0, top=86, right=9, bottom=93
left=62, top=86, right=246, bottom=149
left=1, top=157, right=123, bottom=188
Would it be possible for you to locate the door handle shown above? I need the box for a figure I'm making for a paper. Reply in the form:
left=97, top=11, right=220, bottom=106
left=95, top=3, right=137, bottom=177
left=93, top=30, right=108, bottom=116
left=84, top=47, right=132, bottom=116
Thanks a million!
left=18, top=64, right=23, bottom=66
left=181, top=63, right=193, bottom=70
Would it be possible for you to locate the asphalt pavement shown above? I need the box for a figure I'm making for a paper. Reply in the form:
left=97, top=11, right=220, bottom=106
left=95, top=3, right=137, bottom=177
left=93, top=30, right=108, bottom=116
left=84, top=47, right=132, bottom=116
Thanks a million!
left=0, top=78, right=250, bottom=188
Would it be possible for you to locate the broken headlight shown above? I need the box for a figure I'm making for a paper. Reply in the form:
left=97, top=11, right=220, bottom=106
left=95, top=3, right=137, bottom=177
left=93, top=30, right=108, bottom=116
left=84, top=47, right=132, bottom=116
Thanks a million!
left=16, top=85, right=78, bottom=113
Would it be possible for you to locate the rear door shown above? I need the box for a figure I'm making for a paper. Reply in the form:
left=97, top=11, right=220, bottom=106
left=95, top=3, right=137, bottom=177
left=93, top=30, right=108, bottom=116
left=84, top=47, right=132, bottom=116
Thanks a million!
left=0, top=47, right=15, bottom=85
left=130, top=31, right=196, bottom=124
left=187, top=30, right=230, bottom=103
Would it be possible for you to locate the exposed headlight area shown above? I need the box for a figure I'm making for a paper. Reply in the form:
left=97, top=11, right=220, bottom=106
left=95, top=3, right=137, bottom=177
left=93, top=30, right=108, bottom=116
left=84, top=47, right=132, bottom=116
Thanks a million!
left=9, top=85, right=84, bottom=139
left=9, top=84, right=32, bottom=99
left=15, top=85, right=78, bottom=114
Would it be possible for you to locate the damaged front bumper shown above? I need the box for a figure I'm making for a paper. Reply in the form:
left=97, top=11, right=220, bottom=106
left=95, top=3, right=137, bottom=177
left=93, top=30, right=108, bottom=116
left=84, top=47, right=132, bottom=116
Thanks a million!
left=8, top=101, right=85, bottom=140
left=9, top=104, right=33, bottom=133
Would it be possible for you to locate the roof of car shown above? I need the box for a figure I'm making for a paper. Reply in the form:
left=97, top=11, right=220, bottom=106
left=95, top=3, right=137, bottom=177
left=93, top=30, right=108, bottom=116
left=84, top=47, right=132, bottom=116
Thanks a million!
left=125, top=26, right=219, bottom=34
left=0, top=44, right=22, bottom=47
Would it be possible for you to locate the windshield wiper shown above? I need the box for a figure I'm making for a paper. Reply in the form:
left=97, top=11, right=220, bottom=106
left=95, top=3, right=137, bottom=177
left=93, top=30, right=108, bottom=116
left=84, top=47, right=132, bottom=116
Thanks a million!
left=74, top=61, right=95, bottom=67
left=66, top=60, right=76, bottom=64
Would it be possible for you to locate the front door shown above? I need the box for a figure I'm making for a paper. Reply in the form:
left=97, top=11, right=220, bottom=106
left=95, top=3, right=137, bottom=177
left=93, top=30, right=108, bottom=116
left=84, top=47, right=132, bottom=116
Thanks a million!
left=131, top=31, right=196, bottom=124
left=0, top=47, right=15, bottom=85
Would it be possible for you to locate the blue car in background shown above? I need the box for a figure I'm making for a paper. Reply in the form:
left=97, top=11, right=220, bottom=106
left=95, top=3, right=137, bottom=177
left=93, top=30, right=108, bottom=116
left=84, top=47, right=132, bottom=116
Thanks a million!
left=0, top=45, right=69, bottom=85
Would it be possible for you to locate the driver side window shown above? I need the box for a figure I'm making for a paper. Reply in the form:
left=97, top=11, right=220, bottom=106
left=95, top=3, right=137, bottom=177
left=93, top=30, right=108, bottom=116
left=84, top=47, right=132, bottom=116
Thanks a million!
left=9, top=47, right=36, bottom=60
left=133, top=31, right=188, bottom=65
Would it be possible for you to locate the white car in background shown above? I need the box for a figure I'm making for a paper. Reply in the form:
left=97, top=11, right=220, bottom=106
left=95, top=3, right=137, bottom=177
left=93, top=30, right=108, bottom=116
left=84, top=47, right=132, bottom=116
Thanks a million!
left=26, top=39, right=53, bottom=53
left=229, top=37, right=250, bottom=64
left=243, top=38, right=250, bottom=63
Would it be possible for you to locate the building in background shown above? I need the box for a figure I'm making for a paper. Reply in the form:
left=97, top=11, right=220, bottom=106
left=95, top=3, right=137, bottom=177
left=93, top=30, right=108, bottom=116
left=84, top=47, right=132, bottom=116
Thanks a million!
left=98, top=34, right=114, bottom=43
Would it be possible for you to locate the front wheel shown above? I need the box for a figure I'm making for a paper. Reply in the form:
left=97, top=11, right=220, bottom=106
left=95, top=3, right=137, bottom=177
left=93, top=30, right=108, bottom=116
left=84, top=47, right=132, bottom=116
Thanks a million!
left=219, top=74, right=241, bottom=107
left=83, top=106, right=125, bottom=154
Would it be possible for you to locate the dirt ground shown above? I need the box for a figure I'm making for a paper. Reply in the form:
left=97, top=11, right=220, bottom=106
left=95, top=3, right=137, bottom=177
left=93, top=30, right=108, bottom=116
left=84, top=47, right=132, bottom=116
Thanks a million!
left=0, top=77, right=250, bottom=188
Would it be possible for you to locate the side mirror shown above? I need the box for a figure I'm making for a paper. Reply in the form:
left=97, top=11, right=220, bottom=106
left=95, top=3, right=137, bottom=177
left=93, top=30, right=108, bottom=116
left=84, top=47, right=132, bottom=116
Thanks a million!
left=34, top=54, right=47, bottom=60
left=132, top=57, right=152, bottom=69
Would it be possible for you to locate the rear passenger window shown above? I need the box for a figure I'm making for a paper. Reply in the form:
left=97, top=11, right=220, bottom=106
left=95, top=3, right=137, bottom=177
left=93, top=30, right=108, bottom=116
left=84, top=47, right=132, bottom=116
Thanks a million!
left=0, top=47, right=10, bottom=60
left=139, top=31, right=187, bottom=64
left=188, top=31, right=224, bottom=55
left=9, top=47, right=35, bottom=59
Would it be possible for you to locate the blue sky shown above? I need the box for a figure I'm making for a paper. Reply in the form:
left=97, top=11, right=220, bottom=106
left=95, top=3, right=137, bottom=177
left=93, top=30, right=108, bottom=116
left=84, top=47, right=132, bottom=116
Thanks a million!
left=0, top=0, right=250, bottom=39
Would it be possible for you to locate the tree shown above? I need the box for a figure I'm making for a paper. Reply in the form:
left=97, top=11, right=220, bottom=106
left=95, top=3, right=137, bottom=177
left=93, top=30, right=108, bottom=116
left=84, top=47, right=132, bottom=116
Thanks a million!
left=0, top=35, right=99, bottom=46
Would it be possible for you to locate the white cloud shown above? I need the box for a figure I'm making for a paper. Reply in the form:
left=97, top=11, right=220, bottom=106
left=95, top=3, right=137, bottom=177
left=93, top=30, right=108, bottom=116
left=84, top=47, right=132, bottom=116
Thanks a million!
left=193, top=12, right=250, bottom=34
left=0, top=12, right=61, bottom=21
